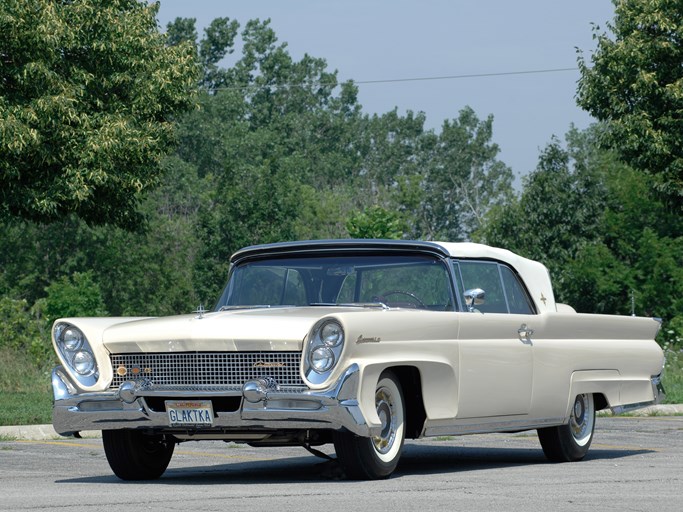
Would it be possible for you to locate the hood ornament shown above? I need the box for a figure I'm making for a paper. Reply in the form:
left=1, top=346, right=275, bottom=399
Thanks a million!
left=194, top=304, right=207, bottom=319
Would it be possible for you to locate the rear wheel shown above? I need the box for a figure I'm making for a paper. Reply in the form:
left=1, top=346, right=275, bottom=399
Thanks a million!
left=333, top=371, right=405, bottom=479
left=537, top=393, right=595, bottom=462
left=102, top=429, right=175, bottom=480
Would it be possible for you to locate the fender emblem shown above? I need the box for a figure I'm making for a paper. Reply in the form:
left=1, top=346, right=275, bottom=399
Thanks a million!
left=356, top=335, right=381, bottom=344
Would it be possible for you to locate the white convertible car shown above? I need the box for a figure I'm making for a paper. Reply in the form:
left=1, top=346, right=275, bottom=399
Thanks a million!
left=51, top=240, right=665, bottom=480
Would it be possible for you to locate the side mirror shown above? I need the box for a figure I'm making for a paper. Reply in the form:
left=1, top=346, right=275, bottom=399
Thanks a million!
left=464, top=288, right=485, bottom=312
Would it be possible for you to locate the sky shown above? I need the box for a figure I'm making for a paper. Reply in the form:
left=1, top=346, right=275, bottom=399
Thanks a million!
left=156, top=0, right=615, bottom=181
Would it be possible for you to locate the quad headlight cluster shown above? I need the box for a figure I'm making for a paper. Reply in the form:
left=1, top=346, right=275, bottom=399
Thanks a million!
left=54, top=322, right=99, bottom=385
left=304, top=319, right=344, bottom=384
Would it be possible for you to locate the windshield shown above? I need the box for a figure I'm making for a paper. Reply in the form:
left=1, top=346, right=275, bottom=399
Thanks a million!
left=215, top=253, right=454, bottom=311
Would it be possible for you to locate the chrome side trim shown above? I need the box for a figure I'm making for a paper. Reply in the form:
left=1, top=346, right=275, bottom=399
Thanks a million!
left=423, top=416, right=566, bottom=437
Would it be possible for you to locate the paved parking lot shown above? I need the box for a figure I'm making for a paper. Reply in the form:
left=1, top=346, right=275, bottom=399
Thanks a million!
left=1, top=416, right=681, bottom=512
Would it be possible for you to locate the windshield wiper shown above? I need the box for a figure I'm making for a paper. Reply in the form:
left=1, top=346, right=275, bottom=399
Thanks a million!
left=218, top=304, right=273, bottom=311
left=309, top=302, right=389, bottom=310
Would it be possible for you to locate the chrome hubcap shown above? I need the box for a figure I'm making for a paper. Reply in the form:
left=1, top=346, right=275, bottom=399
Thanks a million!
left=373, top=388, right=396, bottom=454
left=574, top=396, right=585, bottom=424
left=569, top=394, right=594, bottom=445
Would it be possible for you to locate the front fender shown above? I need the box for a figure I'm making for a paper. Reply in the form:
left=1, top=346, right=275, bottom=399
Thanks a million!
left=356, top=360, right=458, bottom=428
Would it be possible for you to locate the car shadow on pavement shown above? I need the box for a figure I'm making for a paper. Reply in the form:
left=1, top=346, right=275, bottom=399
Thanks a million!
left=54, top=441, right=656, bottom=485
left=394, top=443, right=655, bottom=476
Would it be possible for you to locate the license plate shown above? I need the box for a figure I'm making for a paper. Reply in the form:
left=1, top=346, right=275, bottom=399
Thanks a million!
left=165, top=400, right=214, bottom=427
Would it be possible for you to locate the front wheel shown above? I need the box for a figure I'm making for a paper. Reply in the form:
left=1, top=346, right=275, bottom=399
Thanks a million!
left=102, top=429, right=175, bottom=480
left=333, top=371, right=405, bottom=479
left=537, top=393, right=595, bottom=462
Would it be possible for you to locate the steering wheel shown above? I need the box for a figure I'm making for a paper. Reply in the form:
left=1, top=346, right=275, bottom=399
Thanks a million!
left=376, top=290, right=426, bottom=308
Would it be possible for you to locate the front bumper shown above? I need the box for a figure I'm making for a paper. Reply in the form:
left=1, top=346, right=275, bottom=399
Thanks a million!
left=52, top=363, right=378, bottom=438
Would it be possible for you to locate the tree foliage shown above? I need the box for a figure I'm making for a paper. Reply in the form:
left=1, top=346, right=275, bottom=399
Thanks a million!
left=577, top=0, right=683, bottom=203
left=0, top=16, right=521, bottom=359
left=41, top=271, right=108, bottom=323
left=0, top=0, right=198, bottom=227
left=422, top=108, right=513, bottom=240
left=346, top=206, right=405, bottom=240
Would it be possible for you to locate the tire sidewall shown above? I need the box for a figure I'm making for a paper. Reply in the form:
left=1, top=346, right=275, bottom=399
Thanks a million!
left=103, top=429, right=174, bottom=480
left=333, top=370, right=406, bottom=479
left=364, top=373, right=406, bottom=472
left=562, top=393, right=596, bottom=459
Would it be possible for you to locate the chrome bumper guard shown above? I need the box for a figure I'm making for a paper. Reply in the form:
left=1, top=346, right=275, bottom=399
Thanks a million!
left=52, top=363, right=378, bottom=438
left=652, top=373, right=666, bottom=404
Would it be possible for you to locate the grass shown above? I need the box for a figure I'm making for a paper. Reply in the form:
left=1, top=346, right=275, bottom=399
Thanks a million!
left=662, top=346, right=683, bottom=404
left=0, top=390, right=52, bottom=426
left=0, top=348, right=53, bottom=426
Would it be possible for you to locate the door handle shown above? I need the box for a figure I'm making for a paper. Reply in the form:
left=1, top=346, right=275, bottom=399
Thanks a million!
left=518, top=323, right=534, bottom=343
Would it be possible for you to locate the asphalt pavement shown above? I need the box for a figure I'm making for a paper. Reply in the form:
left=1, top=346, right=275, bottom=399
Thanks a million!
left=1, top=416, right=682, bottom=512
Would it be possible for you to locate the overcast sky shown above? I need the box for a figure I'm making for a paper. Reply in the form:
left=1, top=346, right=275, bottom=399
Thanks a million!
left=156, top=0, right=615, bottom=181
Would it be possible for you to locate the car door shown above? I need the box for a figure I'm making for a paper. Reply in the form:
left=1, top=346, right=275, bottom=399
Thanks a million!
left=453, top=260, right=537, bottom=419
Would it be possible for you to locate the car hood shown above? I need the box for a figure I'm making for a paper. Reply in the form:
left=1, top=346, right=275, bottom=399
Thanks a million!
left=102, top=307, right=355, bottom=353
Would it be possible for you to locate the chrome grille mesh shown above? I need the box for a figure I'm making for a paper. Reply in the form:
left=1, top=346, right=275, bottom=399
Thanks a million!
left=109, top=352, right=304, bottom=389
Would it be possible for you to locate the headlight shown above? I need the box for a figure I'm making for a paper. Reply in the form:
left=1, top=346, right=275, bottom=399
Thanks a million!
left=321, top=322, right=343, bottom=347
left=54, top=322, right=99, bottom=385
left=72, top=350, right=96, bottom=376
left=310, top=346, right=335, bottom=372
left=305, top=319, right=345, bottom=383
left=61, top=327, right=84, bottom=351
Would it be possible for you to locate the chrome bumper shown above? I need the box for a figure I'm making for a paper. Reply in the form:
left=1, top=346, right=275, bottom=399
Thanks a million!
left=52, top=364, right=378, bottom=438
left=652, top=373, right=666, bottom=404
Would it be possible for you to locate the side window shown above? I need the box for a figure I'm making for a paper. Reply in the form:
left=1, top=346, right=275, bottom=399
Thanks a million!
left=459, top=261, right=508, bottom=313
left=500, top=266, right=535, bottom=314
left=457, top=260, right=535, bottom=314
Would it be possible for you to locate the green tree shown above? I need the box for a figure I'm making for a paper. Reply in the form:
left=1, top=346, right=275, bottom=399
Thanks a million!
left=0, top=16, right=519, bottom=322
left=346, top=107, right=513, bottom=242
left=170, top=19, right=366, bottom=297
left=577, top=0, right=683, bottom=203
left=0, top=297, right=46, bottom=364
left=425, top=107, right=513, bottom=240
left=0, top=0, right=197, bottom=227
left=166, top=16, right=240, bottom=90
left=41, top=271, right=108, bottom=323
left=346, top=206, right=405, bottom=240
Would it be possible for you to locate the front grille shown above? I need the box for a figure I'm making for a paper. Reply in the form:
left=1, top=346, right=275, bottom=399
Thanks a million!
left=109, top=351, right=305, bottom=389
